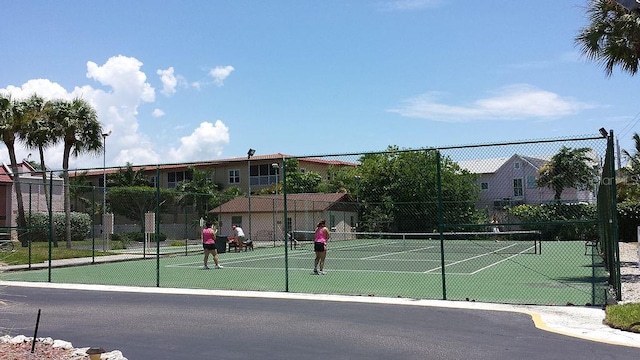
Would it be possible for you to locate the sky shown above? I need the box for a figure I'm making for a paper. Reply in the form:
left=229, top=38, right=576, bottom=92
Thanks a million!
left=1, top=0, right=639, bottom=171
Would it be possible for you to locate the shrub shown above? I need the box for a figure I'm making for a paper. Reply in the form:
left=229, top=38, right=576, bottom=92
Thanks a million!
left=25, top=212, right=91, bottom=242
left=508, top=203, right=597, bottom=240
left=617, top=201, right=640, bottom=242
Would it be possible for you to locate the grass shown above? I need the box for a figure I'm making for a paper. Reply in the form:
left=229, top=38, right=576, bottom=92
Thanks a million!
left=605, top=303, right=640, bottom=333
left=0, top=241, right=114, bottom=266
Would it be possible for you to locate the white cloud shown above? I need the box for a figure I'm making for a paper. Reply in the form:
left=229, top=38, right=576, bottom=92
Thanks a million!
left=157, top=67, right=178, bottom=96
left=152, top=108, right=165, bottom=117
left=3, top=79, right=71, bottom=100
left=86, top=55, right=155, bottom=103
left=209, top=65, right=235, bottom=86
left=0, top=55, right=162, bottom=168
left=167, top=120, right=230, bottom=162
left=388, top=84, right=595, bottom=122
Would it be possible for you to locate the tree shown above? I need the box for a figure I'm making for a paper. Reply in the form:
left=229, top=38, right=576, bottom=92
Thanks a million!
left=537, top=146, right=599, bottom=201
left=575, top=0, right=640, bottom=76
left=20, top=95, right=57, bottom=214
left=108, top=187, right=175, bottom=235
left=49, top=98, right=103, bottom=248
left=0, top=93, right=28, bottom=243
left=333, top=146, right=480, bottom=233
left=617, top=132, right=640, bottom=201
left=174, top=167, right=218, bottom=218
left=69, top=171, right=96, bottom=215
left=282, top=158, right=322, bottom=193
left=107, top=162, right=152, bottom=188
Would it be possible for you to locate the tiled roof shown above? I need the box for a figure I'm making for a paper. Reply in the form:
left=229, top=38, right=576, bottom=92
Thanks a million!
left=77, top=153, right=356, bottom=177
left=210, top=193, right=351, bottom=214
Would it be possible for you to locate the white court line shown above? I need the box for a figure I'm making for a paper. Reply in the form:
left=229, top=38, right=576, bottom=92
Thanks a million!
left=361, top=246, right=438, bottom=260
left=423, top=242, right=526, bottom=274
left=468, top=246, right=536, bottom=274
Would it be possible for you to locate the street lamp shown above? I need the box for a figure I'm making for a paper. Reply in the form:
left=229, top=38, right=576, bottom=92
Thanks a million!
left=272, top=163, right=280, bottom=195
left=354, top=175, right=361, bottom=231
left=247, top=148, right=255, bottom=241
left=102, top=130, right=111, bottom=251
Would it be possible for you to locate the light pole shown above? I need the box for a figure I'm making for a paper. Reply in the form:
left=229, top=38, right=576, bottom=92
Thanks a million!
left=271, top=163, right=280, bottom=245
left=354, top=175, right=361, bottom=231
left=272, top=163, right=280, bottom=195
left=102, top=130, right=111, bottom=251
left=247, top=148, right=255, bottom=241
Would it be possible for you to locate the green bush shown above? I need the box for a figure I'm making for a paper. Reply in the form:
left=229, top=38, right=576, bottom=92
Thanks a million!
left=110, top=232, right=131, bottom=249
left=508, top=203, right=597, bottom=241
left=617, top=201, right=640, bottom=242
left=26, top=212, right=91, bottom=242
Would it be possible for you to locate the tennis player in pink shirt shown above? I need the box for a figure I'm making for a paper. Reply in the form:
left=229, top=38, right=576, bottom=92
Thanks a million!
left=313, top=219, right=330, bottom=275
left=202, top=221, right=222, bottom=269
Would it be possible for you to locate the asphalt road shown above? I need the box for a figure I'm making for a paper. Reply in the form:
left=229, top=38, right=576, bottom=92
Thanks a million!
left=1, top=286, right=638, bottom=360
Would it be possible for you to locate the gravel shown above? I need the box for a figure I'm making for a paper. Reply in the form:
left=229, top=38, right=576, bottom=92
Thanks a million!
left=617, top=241, right=640, bottom=304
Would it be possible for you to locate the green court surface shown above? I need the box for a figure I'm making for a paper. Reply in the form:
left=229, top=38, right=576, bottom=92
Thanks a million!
left=0, top=239, right=607, bottom=306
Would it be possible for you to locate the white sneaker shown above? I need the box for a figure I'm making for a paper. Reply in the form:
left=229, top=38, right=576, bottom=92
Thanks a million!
left=313, top=269, right=319, bottom=275
left=319, top=270, right=326, bottom=275
left=202, top=266, right=210, bottom=270
left=214, top=265, right=223, bottom=269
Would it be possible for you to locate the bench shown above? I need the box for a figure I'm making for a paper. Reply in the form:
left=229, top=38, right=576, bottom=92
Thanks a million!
left=583, top=235, right=599, bottom=255
left=228, top=238, right=253, bottom=252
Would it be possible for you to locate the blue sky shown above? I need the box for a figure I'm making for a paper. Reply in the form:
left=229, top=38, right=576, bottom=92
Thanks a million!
left=0, top=0, right=637, bottom=170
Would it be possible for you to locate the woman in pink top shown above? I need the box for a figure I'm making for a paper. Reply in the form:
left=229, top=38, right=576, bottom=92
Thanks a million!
left=313, top=219, right=330, bottom=275
left=202, top=221, right=222, bottom=269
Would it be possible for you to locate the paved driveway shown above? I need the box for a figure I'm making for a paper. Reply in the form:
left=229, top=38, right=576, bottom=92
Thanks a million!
left=1, top=285, right=638, bottom=360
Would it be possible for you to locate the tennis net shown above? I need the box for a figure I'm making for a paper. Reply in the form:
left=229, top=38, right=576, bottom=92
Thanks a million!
left=292, top=230, right=541, bottom=255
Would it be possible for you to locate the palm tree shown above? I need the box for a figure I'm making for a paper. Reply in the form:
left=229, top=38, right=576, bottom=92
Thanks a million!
left=69, top=170, right=95, bottom=215
left=537, top=146, right=600, bottom=201
left=50, top=98, right=103, bottom=248
left=107, top=162, right=152, bottom=188
left=175, top=167, right=218, bottom=218
left=575, top=0, right=640, bottom=76
left=616, top=133, right=640, bottom=201
left=19, top=95, right=57, bottom=215
left=0, top=93, right=28, bottom=244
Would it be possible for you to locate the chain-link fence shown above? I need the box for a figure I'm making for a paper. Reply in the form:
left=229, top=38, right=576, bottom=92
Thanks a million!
left=0, top=134, right=619, bottom=305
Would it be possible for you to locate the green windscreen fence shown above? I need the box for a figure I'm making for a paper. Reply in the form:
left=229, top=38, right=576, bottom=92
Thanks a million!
left=0, top=133, right=620, bottom=306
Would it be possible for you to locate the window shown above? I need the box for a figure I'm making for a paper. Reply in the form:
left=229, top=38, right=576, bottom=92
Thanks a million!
left=330, top=215, right=336, bottom=229
left=249, top=164, right=279, bottom=186
left=149, top=175, right=157, bottom=188
left=526, top=175, right=537, bottom=189
left=514, top=162, right=521, bottom=169
left=228, top=169, right=240, bottom=184
left=481, top=182, right=489, bottom=190
left=513, top=178, right=523, bottom=197
left=231, top=216, right=243, bottom=227
left=167, top=170, right=193, bottom=189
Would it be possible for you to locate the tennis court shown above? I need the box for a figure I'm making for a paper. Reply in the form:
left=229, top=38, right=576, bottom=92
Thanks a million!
left=0, top=230, right=607, bottom=306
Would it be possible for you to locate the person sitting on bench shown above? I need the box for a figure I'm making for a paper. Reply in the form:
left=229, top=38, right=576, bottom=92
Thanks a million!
left=229, top=225, right=247, bottom=252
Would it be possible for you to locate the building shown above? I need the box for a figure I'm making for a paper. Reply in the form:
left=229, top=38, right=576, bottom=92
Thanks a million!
left=0, top=161, right=64, bottom=231
left=78, top=153, right=355, bottom=194
left=457, top=154, right=598, bottom=211
left=209, top=192, right=358, bottom=242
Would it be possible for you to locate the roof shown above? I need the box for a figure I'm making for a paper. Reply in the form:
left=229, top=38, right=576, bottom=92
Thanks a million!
left=0, top=161, right=56, bottom=184
left=457, top=154, right=551, bottom=174
left=77, top=153, right=356, bottom=177
left=210, top=193, right=352, bottom=214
